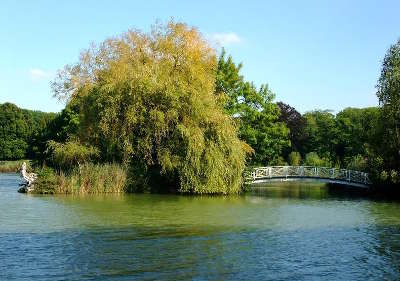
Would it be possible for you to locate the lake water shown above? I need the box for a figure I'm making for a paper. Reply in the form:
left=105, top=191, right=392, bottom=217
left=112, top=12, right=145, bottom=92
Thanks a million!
left=1, top=173, right=400, bottom=280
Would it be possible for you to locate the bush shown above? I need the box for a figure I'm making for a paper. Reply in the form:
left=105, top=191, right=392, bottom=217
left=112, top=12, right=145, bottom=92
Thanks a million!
left=288, top=152, right=301, bottom=166
left=269, top=156, right=288, bottom=166
left=346, top=154, right=367, bottom=171
left=34, top=167, right=58, bottom=194
left=304, top=152, right=331, bottom=167
left=380, top=170, right=388, bottom=182
left=390, top=170, right=399, bottom=184
left=46, top=140, right=99, bottom=170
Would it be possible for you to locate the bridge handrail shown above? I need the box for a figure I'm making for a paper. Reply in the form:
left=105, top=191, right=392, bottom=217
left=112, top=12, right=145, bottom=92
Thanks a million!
left=245, top=166, right=371, bottom=185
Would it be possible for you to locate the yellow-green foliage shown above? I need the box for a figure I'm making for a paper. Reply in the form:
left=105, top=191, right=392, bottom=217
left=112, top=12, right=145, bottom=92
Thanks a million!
left=46, top=140, right=99, bottom=170
left=304, top=152, right=331, bottom=167
left=35, top=163, right=127, bottom=194
left=346, top=154, right=367, bottom=171
left=288, top=152, right=301, bottom=166
left=52, top=21, right=251, bottom=194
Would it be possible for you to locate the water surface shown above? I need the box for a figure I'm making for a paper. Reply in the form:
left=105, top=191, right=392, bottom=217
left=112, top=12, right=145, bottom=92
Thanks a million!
left=1, top=174, right=400, bottom=280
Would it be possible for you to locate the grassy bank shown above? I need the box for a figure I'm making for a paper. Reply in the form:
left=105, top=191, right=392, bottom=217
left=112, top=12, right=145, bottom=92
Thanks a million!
left=0, top=160, right=30, bottom=173
left=34, top=163, right=127, bottom=194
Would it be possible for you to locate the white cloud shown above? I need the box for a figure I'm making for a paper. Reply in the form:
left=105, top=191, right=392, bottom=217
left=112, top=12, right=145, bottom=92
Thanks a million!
left=209, top=32, right=241, bottom=46
left=29, top=68, right=50, bottom=81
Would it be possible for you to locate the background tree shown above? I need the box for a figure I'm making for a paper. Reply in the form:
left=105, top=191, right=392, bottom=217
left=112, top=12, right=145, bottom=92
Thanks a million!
left=376, top=38, right=400, bottom=170
left=277, top=101, right=306, bottom=155
left=302, top=110, right=339, bottom=164
left=0, top=102, right=55, bottom=160
left=0, top=103, right=29, bottom=159
left=216, top=50, right=290, bottom=165
left=335, top=107, right=380, bottom=166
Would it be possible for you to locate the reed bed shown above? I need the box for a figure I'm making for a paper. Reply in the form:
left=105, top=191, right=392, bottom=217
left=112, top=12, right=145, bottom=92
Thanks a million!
left=35, top=163, right=127, bottom=194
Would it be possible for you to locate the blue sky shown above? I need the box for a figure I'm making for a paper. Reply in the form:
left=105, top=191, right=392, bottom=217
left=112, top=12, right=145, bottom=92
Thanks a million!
left=1, top=0, right=399, bottom=113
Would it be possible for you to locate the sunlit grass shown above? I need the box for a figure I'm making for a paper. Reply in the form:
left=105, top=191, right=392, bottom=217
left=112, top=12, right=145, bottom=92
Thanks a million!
left=0, top=160, right=30, bottom=173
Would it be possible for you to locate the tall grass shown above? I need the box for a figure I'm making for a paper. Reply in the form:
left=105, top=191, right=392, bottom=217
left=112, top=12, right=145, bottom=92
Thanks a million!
left=35, top=163, right=127, bottom=194
left=0, top=160, right=30, bottom=173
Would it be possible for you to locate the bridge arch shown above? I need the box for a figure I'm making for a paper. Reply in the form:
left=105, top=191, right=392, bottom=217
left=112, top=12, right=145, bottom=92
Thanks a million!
left=245, top=166, right=371, bottom=188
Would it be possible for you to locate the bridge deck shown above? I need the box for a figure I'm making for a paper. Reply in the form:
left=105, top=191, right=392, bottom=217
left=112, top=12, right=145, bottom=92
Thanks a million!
left=245, top=166, right=371, bottom=188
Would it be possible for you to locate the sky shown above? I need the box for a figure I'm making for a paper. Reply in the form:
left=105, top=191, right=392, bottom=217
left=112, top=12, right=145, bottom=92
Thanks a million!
left=1, top=0, right=399, bottom=113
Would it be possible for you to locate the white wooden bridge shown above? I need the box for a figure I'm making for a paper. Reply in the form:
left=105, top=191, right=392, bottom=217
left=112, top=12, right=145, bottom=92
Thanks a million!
left=245, top=166, right=371, bottom=188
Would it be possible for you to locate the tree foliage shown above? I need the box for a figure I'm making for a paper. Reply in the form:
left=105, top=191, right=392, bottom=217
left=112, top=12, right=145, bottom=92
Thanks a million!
left=304, top=152, right=331, bottom=167
left=46, top=140, right=99, bottom=170
left=376, top=38, right=400, bottom=170
left=302, top=110, right=338, bottom=163
left=216, top=49, right=290, bottom=165
left=286, top=107, right=380, bottom=173
left=288, top=151, right=301, bottom=166
left=0, top=102, right=55, bottom=160
left=4, top=23, right=399, bottom=189
left=277, top=102, right=306, bottom=153
left=335, top=107, right=380, bottom=166
left=52, top=21, right=251, bottom=194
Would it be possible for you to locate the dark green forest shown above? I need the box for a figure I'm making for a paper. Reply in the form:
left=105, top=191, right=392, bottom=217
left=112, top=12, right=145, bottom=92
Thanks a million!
left=0, top=103, right=55, bottom=160
left=2, top=22, right=400, bottom=193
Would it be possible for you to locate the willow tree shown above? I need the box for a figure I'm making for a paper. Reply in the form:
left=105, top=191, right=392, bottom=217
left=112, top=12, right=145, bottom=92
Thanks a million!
left=377, top=38, right=400, bottom=170
left=52, top=21, right=251, bottom=194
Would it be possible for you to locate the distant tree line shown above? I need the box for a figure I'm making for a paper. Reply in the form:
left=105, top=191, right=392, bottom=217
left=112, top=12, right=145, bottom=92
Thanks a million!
left=0, top=103, right=55, bottom=160
left=2, top=22, right=400, bottom=191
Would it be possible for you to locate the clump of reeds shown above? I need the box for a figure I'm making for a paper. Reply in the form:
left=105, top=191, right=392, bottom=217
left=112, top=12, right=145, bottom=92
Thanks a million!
left=35, top=163, right=127, bottom=194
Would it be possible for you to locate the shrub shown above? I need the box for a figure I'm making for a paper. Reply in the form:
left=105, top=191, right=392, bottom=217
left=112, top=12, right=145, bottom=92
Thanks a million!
left=46, top=140, right=99, bottom=170
left=390, top=170, right=399, bottom=184
left=269, top=156, right=288, bottom=166
left=304, top=152, right=331, bottom=167
left=380, top=170, right=388, bottom=182
left=34, top=167, right=58, bottom=194
left=288, top=152, right=301, bottom=166
left=346, top=154, right=367, bottom=171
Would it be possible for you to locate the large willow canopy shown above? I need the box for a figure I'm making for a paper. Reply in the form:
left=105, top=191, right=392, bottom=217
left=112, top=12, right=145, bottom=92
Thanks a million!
left=52, top=21, right=251, bottom=194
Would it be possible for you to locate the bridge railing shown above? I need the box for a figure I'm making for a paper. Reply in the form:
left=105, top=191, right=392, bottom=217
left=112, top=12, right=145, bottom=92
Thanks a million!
left=245, top=166, right=371, bottom=185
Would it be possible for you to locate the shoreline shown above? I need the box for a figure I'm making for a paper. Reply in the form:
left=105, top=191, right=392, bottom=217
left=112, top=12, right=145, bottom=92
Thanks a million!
left=2, top=168, right=399, bottom=200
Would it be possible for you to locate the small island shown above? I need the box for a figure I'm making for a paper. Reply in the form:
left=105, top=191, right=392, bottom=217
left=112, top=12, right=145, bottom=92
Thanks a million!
left=1, top=21, right=399, bottom=197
